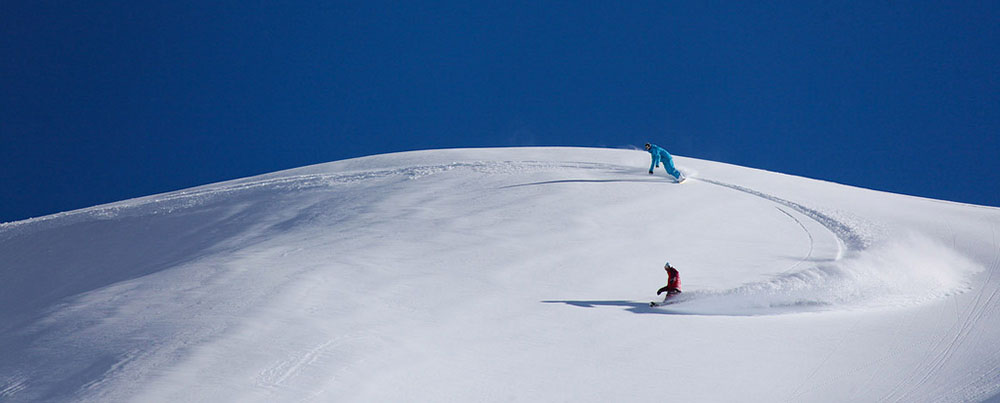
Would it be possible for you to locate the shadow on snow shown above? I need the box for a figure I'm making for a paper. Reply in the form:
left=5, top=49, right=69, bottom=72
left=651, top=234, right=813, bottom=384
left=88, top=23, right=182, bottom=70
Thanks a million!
left=541, top=300, right=693, bottom=315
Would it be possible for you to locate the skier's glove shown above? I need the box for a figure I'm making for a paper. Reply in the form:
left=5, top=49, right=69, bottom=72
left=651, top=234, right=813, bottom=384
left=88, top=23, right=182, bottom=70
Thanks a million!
left=648, top=170, right=654, bottom=175
left=656, top=164, right=660, bottom=168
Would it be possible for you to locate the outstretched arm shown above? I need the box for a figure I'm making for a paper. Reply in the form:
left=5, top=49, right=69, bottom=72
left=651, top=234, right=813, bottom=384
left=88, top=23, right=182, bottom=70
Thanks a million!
left=657, top=285, right=671, bottom=295
left=649, top=153, right=660, bottom=173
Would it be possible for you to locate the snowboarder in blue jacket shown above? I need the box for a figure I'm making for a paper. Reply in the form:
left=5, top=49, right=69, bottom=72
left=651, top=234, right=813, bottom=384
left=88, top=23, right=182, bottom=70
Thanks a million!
left=644, top=143, right=684, bottom=182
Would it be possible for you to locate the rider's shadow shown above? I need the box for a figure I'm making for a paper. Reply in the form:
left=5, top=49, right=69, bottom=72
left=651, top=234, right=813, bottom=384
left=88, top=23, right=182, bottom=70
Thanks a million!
left=542, top=300, right=682, bottom=315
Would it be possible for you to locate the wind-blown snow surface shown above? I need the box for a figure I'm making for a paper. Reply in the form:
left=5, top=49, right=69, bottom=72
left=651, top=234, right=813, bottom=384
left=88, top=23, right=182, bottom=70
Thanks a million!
left=2, top=147, right=999, bottom=402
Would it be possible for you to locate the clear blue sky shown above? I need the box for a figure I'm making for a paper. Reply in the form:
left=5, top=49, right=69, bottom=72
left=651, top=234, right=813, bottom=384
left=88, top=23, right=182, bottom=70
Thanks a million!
left=2, top=2, right=998, bottom=222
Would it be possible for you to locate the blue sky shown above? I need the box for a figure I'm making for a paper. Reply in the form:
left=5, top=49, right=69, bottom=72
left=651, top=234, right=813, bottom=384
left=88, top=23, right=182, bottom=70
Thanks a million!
left=2, top=1, right=998, bottom=222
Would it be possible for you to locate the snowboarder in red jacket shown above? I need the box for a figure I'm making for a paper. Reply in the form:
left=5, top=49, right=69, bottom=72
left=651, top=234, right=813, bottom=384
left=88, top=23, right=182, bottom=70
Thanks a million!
left=656, top=262, right=682, bottom=296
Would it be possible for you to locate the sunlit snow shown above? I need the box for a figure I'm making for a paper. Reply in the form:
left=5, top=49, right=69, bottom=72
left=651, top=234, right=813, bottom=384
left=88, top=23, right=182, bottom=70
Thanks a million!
left=2, top=147, right=998, bottom=402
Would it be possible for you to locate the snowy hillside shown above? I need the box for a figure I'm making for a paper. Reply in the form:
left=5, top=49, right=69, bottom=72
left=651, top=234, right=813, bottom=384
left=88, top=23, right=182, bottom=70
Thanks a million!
left=2, top=147, right=999, bottom=402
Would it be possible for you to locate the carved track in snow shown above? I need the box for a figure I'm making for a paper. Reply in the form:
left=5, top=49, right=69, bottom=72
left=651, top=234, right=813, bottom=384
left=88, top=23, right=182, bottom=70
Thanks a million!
left=695, top=177, right=870, bottom=254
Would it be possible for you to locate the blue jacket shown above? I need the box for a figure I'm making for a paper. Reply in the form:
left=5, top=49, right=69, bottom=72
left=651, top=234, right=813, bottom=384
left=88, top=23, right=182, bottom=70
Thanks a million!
left=647, top=144, right=673, bottom=172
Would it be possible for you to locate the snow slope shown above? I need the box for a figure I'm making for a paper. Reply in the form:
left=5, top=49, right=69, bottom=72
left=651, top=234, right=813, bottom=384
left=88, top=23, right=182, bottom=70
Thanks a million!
left=1, top=147, right=998, bottom=402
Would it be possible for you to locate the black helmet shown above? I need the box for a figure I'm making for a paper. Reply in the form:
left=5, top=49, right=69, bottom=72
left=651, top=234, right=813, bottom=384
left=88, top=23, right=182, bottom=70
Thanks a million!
left=644, top=143, right=651, bottom=150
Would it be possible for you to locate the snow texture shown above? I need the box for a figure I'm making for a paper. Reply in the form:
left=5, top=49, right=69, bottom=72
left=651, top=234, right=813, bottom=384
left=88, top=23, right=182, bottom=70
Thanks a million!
left=1, top=147, right=999, bottom=402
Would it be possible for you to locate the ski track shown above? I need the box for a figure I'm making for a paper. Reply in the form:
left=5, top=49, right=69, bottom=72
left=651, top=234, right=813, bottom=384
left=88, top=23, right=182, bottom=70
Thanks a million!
left=256, top=336, right=342, bottom=391
left=695, top=177, right=872, bottom=252
left=3, top=155, right=995, bottom=401
left=939, top=222, right=1000, bottom=401
left=884, top=223, right=1000, bottom=402
left=775, top=206, right=816, bottom=273
left=0, top=376, right=27, bottom=399
left=737, top=193, right=994, bottom=401
left=472, top=163, right=944, bottom=316
left=514, top=165, right=991, bottom=396
left=509, top=166, right=901, bottom=316
left=662, top=176, right=875, bottom=315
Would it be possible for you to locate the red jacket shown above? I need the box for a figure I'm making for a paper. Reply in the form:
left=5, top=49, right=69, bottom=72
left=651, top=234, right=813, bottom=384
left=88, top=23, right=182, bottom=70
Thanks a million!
left=666, top=267, right=681, bottom=290
left=657, top=267, right=682, bottom=295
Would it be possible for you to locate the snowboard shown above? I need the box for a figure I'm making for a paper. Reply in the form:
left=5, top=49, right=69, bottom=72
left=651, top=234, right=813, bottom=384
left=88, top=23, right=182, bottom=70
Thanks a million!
left=650, top=293, right=683, bottom=307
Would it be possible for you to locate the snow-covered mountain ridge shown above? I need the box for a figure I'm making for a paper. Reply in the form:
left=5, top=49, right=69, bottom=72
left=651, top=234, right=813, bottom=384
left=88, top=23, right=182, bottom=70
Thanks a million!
left=2, top=147, right=998, bottom=402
